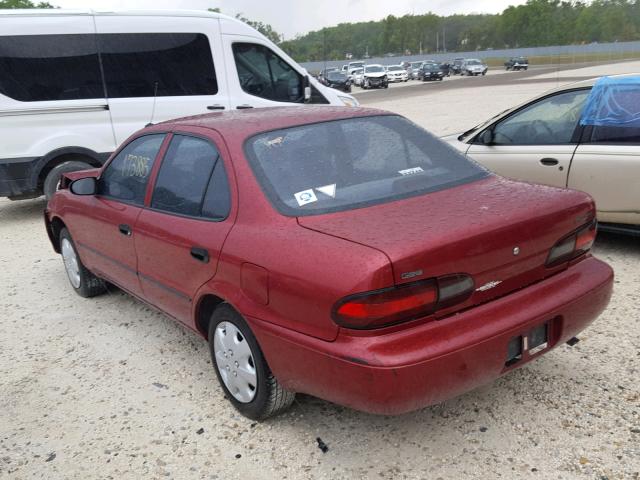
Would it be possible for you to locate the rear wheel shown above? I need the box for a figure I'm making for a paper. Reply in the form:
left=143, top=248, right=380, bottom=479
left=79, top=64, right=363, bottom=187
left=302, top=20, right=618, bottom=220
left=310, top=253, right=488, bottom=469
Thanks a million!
left=209, top=305, right=295, bottom=420
left=44, top=160, right=93, bottom=200
left=59, top=228, right=106, bottom=298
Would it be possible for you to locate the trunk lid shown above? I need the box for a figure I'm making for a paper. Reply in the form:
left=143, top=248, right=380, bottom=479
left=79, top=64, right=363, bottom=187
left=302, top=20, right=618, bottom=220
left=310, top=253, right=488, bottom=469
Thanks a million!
left=298, top=176, right=595, bottom=313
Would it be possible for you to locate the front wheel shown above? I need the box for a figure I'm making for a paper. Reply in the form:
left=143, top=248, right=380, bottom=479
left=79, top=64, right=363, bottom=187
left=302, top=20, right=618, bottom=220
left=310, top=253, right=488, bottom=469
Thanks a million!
left=44, top=160, right=93, bottom=201
left=209, top=305, right=295, bottom=420
left=59, top=228, right=106, bottom=298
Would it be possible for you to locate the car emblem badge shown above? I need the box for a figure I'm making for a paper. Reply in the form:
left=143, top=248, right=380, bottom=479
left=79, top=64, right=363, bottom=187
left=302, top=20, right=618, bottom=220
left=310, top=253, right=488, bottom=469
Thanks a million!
left=513, top=247, right=520, bottom=256
left=477, top=280, right=503, bottom=292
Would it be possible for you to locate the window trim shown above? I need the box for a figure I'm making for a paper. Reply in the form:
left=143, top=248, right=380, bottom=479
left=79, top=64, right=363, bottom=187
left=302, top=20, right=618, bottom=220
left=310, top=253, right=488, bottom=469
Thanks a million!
left=96, top=132, right=168, bottom=207
left=471, top=87, right=592, bottom=146
left=147, top=131, right=232, bottom=223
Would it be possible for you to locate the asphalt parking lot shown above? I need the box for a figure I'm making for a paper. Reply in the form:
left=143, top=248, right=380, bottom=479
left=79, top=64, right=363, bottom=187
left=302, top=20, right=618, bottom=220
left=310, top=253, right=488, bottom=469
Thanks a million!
left=1, top=61, right=639, bottom=480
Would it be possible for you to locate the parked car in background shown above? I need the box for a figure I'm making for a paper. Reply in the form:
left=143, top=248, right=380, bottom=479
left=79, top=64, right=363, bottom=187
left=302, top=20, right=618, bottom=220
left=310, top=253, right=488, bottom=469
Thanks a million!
left=409, top=61, right=424, bottom=79
left=440, top=62, right=452, bottom=76
left=461, top=59, right=488, bottom=76
left=46, top=106, right=613, bottom=419
left=348, top=61, right=365, bottom=72
left=444, top=74, right=640, bottom=234
left=351, top=68, right=364, bottom=86
left=418, top=63, right=444, bottom=81
left=361, top=65, right=389, bottom=89
left=385, top=65, right=409, bottom=82
left=505, top=57, right=529, bottom=71
left=319, top=70, right=352, bottom=92
left=451, top=57, right=465, bottom=75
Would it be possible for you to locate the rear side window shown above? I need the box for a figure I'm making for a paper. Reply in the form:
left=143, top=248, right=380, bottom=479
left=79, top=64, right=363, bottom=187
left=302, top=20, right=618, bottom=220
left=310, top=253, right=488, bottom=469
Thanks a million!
left=99, top=134, right=165, bottom=205
left=0, top=34, right=103, bottom=102
left=245, top=115, right=487, bottom=216
left=589, top=126, right=640, bottom=144
left=98, top=33, right=217, bottom=98
left=151, top=135, right=230, bottom=220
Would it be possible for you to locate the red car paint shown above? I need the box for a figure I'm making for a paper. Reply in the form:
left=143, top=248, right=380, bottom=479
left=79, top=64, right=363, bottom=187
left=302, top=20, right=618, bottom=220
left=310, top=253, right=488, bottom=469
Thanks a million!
left=45, top=106, right=613, bottom=414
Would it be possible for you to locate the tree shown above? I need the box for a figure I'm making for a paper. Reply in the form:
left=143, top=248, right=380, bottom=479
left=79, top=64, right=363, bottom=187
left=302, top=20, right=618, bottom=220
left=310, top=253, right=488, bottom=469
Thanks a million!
left=0, top=0, right=55, bottom=7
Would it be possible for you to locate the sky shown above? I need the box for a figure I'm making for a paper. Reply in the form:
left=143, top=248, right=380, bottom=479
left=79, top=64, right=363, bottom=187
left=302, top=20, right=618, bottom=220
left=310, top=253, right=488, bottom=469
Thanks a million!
left=52, top=0, right=527, bottom=39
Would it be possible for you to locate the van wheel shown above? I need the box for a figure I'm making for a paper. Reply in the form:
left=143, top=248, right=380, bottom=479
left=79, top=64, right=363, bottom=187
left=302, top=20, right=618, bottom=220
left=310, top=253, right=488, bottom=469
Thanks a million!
left=60, top=228, right=106, bottom=298
left=44, top=160, right=93, bottom=200
left=209, top=305, right=295, bottom=420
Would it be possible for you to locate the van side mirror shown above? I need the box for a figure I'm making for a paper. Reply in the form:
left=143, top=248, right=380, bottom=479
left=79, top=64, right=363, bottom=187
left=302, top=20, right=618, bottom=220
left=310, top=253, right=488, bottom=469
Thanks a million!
left=303, top=75, right=311, bottom=103
left=70, top=177, right=97, bottom=195
left=478, top=129, right=495, bottom=145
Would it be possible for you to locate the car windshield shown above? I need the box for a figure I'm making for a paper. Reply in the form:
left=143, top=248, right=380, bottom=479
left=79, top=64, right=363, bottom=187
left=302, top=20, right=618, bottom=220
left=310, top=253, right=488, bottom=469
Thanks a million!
left=365, top=65, right=384, bottom=73
left=387, top=66, right=403, bottom=71
left=245, top=115, right=488, bottom=216
left=327, top=72, right=346, bottom=80
left=425, top=64, right=439, bottom=71
left=411, top=62, right=422, bottom=68
left=467, top=60, right=482, bottom=65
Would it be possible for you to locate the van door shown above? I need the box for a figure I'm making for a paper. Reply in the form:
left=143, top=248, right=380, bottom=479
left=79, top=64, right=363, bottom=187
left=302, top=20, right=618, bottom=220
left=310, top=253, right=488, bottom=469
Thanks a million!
left=0, top=14, right=114, bottom=193
left=94, top=15, right=230, bottom=144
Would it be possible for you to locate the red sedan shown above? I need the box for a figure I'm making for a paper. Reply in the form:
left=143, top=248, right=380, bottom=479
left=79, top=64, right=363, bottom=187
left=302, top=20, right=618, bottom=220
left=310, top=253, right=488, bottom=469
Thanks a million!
left=45, top=107, right=614, bottom=419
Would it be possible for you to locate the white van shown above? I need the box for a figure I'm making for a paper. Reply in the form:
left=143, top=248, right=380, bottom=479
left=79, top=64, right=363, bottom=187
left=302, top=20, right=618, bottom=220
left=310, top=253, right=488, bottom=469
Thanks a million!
left=0, top=9, right=359, bottom=200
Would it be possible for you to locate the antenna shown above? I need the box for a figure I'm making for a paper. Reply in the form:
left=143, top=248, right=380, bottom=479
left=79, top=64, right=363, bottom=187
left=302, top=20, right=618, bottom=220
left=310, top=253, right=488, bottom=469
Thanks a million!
left=146, top=81, right=159, bottom=127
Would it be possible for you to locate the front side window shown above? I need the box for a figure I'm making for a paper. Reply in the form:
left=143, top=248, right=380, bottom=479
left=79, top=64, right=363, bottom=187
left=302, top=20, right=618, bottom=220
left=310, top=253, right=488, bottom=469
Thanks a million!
left=98, top=33, right=217, bottom=98
left=245, top=115, right=487, bottom=216
left=151, top=135, right=230, bottom=219
left=232, top=43, right=306, bottom=103
left=99, top=135, right=165, bottom=204
left=490, top=89, right=590, bottom=145
left=0, top=34, right=103, bottom=102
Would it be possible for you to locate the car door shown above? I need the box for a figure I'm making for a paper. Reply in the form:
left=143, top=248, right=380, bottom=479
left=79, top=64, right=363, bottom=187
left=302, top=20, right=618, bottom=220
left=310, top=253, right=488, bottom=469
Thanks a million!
left=466, top=88, right=591, bottom=188
left=94, top=15, right=229, bottom=144
left=569, top=125, right=640, bottom=225
left=68, top=134, right=167, bottom=296
left=134, top=130, right=235, bottom=323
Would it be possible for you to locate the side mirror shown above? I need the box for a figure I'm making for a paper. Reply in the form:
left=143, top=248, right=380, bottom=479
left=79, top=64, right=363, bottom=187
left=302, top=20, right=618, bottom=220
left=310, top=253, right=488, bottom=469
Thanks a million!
left=478, top=129, right=495, bottom=145
left=303, top=75, right=311, bottom=103
left=70, top=177, right=97, bottom=195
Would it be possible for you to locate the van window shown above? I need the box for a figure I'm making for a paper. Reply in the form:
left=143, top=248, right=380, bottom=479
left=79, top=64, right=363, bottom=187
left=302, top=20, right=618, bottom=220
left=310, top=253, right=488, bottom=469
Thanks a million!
left=152, top=135, right=230, bottom=219
left=99, top=134, right=165, bottom=205
left=0, top=34, right=103, bottom=102
left=98, top=33, right=217, bottom=98
left=232, top=43, right=306, bottom=103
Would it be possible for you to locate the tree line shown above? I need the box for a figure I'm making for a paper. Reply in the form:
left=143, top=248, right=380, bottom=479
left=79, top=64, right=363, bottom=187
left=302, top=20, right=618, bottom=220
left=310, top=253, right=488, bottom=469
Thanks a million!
left=280, top=0, right=640, bottom=62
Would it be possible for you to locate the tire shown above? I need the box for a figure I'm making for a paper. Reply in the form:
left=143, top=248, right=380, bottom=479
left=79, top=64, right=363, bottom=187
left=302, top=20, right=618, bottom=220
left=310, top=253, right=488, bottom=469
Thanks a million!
left=482, top=72, right=486, bottom=76
left=208, top=305, right=295, bottom=420
left=59, top=228, right=106, bottom=298
left=44, top=160, right=93, bottom=201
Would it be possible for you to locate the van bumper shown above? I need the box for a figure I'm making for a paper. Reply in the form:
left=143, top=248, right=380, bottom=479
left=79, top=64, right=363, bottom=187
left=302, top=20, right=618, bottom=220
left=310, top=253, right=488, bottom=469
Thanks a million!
left=251, top=256, right=614, bottom=415
left=0, top=157, right=39, bottom=198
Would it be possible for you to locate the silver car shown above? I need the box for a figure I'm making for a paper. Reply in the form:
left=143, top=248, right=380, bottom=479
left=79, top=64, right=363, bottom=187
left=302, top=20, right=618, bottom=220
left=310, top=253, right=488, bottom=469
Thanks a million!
left=445, top=75, right=640, bottom=234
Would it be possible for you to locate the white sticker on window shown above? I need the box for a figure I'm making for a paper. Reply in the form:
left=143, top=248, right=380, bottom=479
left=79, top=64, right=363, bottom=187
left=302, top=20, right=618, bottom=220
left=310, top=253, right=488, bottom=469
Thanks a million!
left=266, top=136, right=284, bottom=147
left=294, top=189, right=318, bottom=206
left=316, top=184, right=336, bottom=198
left=398, top=167, right=424, bottom=176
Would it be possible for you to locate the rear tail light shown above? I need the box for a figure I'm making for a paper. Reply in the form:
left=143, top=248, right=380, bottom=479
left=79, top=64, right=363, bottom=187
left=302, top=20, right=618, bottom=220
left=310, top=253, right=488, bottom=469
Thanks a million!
left=332, top=274, right=474, bottom=330
left=546, top=219, right=597, bottom=267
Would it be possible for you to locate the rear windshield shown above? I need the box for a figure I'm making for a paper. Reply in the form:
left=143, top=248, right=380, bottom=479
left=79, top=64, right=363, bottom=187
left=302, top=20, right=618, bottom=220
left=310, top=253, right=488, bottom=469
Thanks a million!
left=245, top=115, right=488, bottom=216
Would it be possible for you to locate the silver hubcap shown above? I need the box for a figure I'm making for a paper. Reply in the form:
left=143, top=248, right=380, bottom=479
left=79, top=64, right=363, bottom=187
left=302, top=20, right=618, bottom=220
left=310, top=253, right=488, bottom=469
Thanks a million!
left=61, top=238, right=81, bottom=289
left=214, top=321, right=257, bottom=403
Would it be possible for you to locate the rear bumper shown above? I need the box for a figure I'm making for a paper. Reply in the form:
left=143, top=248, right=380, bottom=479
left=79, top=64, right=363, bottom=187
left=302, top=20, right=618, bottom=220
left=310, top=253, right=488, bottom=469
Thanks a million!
left=251, top=256, right=613, bottom=415
left=0, top=157, right=39, bottom=197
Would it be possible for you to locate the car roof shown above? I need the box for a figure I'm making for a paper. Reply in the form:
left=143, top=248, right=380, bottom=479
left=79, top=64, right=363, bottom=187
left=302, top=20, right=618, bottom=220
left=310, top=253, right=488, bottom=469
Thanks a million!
left=157, top=106, right=392, bottom=139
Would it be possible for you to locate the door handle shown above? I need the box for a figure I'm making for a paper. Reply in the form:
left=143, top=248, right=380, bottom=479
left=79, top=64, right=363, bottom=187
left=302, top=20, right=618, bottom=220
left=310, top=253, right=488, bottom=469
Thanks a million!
left=539, top=158, right=559, bottom=166
left=236, top=105, right=254, bottom=110
left=207, top=105, right=225, bottom=110
left=119, top=224, right=132, bottom=236
left=190, top=247, right=209, bottom=264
